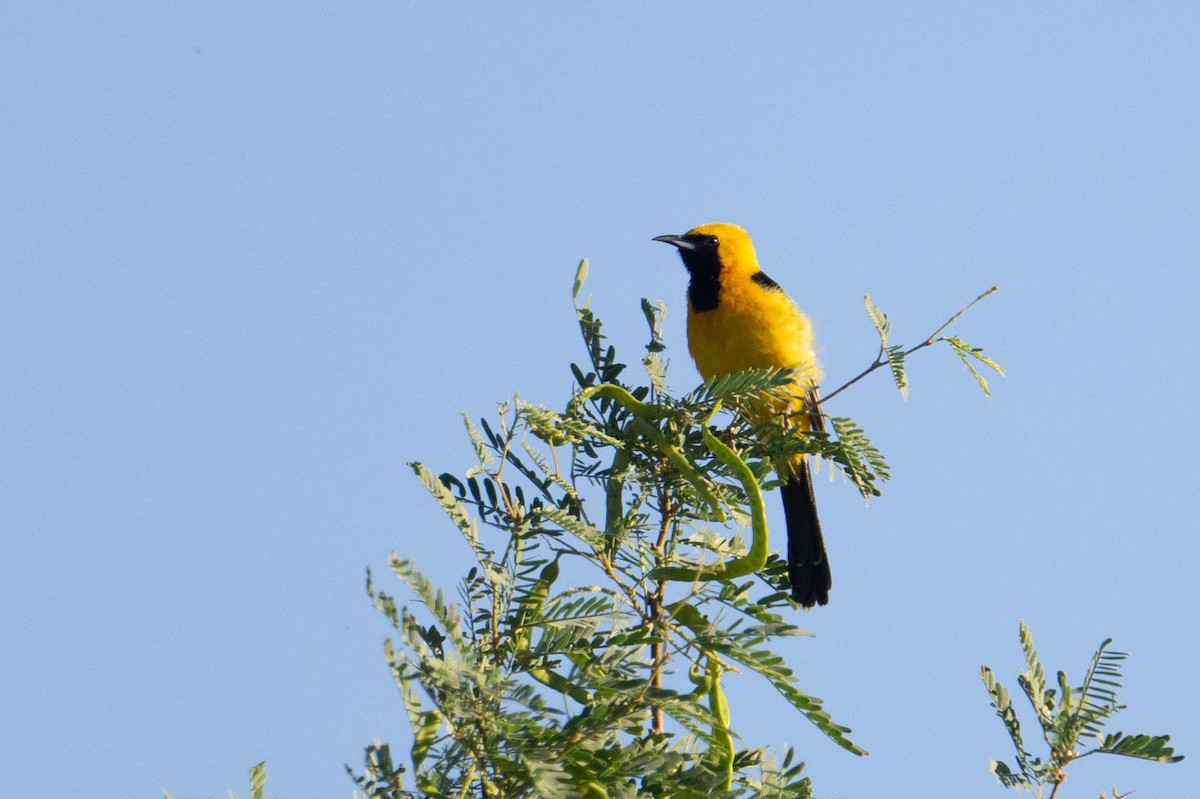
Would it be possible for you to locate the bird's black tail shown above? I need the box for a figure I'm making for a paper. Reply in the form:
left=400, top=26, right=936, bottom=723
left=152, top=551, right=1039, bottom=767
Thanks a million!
left=780, top=461, right=831, bottom=608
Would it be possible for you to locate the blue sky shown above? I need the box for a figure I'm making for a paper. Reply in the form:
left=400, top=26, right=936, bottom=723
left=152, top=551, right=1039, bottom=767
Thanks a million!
left=3, top=3, right=1198, bottom=797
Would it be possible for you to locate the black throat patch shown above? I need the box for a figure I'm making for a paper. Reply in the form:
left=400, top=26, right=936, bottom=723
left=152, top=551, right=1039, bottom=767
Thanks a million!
left=680, top=246, right=723, bottom=313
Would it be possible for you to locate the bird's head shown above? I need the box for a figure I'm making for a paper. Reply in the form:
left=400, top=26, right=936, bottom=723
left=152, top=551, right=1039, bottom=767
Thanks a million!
left=653, top=222, right=760, bottom=279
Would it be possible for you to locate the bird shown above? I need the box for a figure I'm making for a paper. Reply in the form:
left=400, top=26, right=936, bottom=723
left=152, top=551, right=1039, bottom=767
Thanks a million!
left=654, top=223, right=831, bottom=607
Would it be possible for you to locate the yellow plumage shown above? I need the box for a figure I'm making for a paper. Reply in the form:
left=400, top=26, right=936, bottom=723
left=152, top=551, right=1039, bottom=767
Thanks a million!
left=683, top=223, right=822, bottom=401
left=656, top=222, right=831, bottom=607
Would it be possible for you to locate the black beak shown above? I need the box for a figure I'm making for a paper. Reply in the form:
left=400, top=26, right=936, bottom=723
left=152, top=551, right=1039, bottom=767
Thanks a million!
left=653, top=234, right=695, bottom=251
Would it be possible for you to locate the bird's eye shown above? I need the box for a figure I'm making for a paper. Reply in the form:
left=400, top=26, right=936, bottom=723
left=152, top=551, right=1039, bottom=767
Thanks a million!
left=706, top=235, right=719, bottom=247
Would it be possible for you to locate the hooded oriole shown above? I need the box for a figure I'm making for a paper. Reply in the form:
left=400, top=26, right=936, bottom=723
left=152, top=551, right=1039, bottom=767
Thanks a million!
left=655, top=223, right=831, bottom=607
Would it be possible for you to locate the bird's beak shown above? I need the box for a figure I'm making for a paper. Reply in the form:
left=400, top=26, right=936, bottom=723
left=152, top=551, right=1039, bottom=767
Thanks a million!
left=653, top=234, right=695, bottom=251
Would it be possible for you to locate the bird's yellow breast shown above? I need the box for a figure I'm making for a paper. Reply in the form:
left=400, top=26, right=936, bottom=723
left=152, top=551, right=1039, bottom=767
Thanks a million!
left=686, top=278, right=821, bottom=386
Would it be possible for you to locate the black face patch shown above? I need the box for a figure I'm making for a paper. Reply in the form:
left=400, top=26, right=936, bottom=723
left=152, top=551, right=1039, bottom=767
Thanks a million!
left=750, top=271, right=782, bottom=291
left=676, top=235, right=722, bottom=312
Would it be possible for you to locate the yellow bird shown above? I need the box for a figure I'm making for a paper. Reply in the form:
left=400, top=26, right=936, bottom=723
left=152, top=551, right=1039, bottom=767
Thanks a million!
left=655, top=223, right=831, bottom=607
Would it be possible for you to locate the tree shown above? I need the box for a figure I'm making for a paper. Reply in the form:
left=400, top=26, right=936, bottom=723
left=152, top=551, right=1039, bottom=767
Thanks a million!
left=353, top=261, right=998, bottom=798
left=170, top=261, right=1182, bottom=799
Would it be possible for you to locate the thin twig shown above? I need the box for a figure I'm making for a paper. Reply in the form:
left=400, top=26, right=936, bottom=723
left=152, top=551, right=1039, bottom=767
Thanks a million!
left=648, top=486, right=675, bottom=734
left=924, top=284, right=1000, bottom=343
left=821, top=285, right=999, bottom=404
left=819, top=345, right=887, bottom=405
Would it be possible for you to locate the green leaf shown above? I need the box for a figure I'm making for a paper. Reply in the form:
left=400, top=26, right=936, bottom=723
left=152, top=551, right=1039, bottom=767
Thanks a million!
left=827, top=416, right=889, bottom=498
left=461, top=413, right=495, bottom=469
left=945, top=335, right=1004, bottom=398
left=539, top=503, right=605, bottom=550
left=348, top=738, right=408, bottom=799
left=1096, top=732, right=1184, bottom=763
left=864, top=294, right=891, bottom=346
left=1017, top=621, right=1054, bottom=727
left=644, top=351, right=668, bottom=395
left=410, top=461, right=478, bottom=550
left=885, top=344, right=908, bottom=398
left=1066, top=639, right=1127, bottom=741
left=641, top=297, right=667, bottom=355
left=694, top=367, right=796, bottom=404
left=981, top=664, right=1032, bottom=781
left=573, top=258, right=589, bottom=300
left=988, top=759, right=1030, bottom=788
left=248, top=762, right=267, bottom=799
